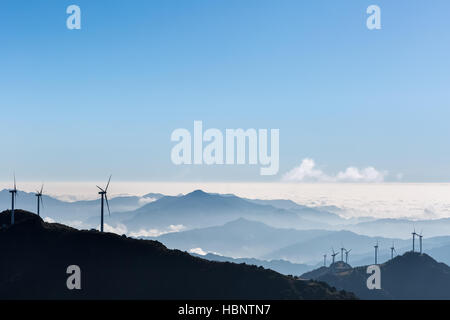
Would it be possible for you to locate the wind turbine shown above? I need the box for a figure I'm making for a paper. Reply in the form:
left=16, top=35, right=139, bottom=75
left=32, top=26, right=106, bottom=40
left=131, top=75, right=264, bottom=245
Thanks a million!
left=35, top=184, right=44, bottom=216
left=340, top=244, right=345, bottom=262
left=331, top=248, right=339, bottom=264
left=97, top=175, right=111, bottom=233
left=374, top=241, right=379, bottom=265
left=9, top=174, right=18, bottom=225
left=323, top=254, right=327, bottom=267
left=344, top=249, right=352, bottom=264
left=412, top=228, right=417, bottom=252
left=390, top=242, right=397, bottom=260
left=418, top=230, right=423, bottom=254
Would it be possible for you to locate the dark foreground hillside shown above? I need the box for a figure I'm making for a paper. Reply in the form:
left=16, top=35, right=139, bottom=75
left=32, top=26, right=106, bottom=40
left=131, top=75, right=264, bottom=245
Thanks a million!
left=0, top=210, right=355, bottom=300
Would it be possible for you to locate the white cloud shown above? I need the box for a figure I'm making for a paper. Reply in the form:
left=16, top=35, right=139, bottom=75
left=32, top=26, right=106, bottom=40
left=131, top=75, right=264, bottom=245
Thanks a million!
left=138, top=197, right=158, bottom=206
left=103, top=223, right=128, bottom=235
left=336, top=166, right=386, bottom=182
left=129, top=228, right=161, bottom=237
left=283, top=158, right=388, bottom=183
left=189, top=248, right=208, bottom=256
left=43, top=217, right=55, bottom=223
left=282, top=158, right=330, bottom=182
left=129, top=224, right=186, bottom=238
left=167, top=224, right=186, bottom=232
left=91, top=222, right=186, bottom=237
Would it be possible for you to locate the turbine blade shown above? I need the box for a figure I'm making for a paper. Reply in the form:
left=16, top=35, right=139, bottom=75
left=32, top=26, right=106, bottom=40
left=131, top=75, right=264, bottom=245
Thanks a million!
left=14, top=173, right=16, bottom=190
left=40, top=184, right=44, bottom=194
left=96, top=185, right=104, bottom=192
left=40, top=196, right=44, bottom=209
left=105, top=175, right=112, bottom=192
left=105, top=195, right=111, bottom=216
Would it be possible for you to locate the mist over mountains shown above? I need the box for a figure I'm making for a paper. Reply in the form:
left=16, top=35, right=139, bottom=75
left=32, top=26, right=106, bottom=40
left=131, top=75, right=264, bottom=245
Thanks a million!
left=152, top=217, right=450, bottom=269
left=0, top=188, right=349, bottom=236
left=0, top=189, right=164, bottom=225
left=110, top=189, right=335, bottom=231
left=3, top=188, right=450, bottom=279
left=190, top=252, right=313, bottom=276
left=4, top=187, right=448, bottom=237
left=152, top=218, right=335, bottom=259
left=2, top=188, right=450, bottom=299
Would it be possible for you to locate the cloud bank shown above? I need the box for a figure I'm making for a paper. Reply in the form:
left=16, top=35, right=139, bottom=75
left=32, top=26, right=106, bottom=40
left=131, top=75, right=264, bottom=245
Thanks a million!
left=104, top=223, right=128, bottom=235
left=129, top=224, right=186, bottom=238
left=189, top=248, right=208, bottom=256
left=188, top=248, right=221, bottom=256
left=101, top=223, right=186, bottom=237
left=282, top=158, right=387, bottom=183
left=138, top=197, right=159, bottom=206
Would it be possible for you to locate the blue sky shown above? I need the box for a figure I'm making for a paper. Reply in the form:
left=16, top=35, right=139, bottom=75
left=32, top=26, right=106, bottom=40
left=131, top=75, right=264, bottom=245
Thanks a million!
left=1, top=0, right=449, bottom=182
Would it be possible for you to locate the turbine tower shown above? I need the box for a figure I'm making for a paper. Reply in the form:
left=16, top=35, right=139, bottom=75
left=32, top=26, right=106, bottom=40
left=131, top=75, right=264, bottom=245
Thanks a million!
left=97, top=175, right=111, bottom=233
left=323, top=254, right=327, bottom=267
left=340, top=244, right=345, bottom=262
left=374, top=241, right=379, bottom=265
left=35, top=184, right=44, bottom=216
left=418, top=230, right=423, bottom=254
left=390, top=242, right=397, bottom=260
left=345, top=249, right=352, bottom=264
left=331, top=248, right=339, bottom=264
left=412, top=229, right=417, bottom=252
left=9, top=174, right=18, bottom=225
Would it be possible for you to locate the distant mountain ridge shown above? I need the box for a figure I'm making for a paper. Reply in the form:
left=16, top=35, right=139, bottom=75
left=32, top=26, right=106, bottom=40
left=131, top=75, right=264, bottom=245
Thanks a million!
left=6, top=188, right=450, bottom=238
left=191, top=252, right=313, bottom=276
left=152, top=216, right=450, bottom=266
left=111, top=190, right=340, bottom=232
left=263, top=230, right=411, bottom=263
left=5, top=188, right=450, bottom=268
left=347, top=217, right=450, bottom=238
left=0, top=189, right=164, bottom=225
left=150, top=218, right=333, bottom=259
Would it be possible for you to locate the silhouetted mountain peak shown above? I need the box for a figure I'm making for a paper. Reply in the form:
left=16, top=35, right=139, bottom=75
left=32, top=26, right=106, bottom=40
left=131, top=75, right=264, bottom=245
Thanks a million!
left=380, top=251, right=450, bottom=276
left=186, top=189, right=210, bottom=198
left=0, top=209, right=42, bottom=227
left=301, top=261, right=352, bottom=280
left=388, top=251, right=434, bottom=264
left=142, top=192, right=165, bottom=199
left=329, top=261, right=352, bottom=272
